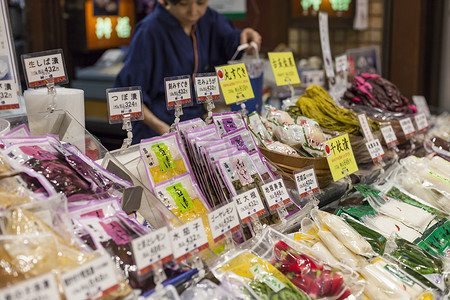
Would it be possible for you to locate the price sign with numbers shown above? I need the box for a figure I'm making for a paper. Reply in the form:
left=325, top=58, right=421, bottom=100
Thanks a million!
left=165, top=75, right=193, bottom=109
left=169, top=218, right=209, bottom=263
left=131, top=227, right=173, bottom=276
left=268, top=52, right=300, bottom=86
left=193, top=73, right=221, bottom=104
left=233, top=188, right=266, bottom=223
left=216, top=63, right=254, bottom=105
left=380, top=124, right=398, bottom=147
left=323, top=134, right=358, bottom=181
left=0, top=273, right=61, bottom=300
left=414, top=113, right=429, bottom=133
left=399, top=117, right=416, bottom=138
left=294, top=167, right=320, bottom=198
left=207, top=202, right=240, bottom=242
left=106, top=87, right=143, bottom=124
left=61, top=255, right=118, bottom=300
left=262, top=178, right=291, bottom=210
left=21, top=49, right=68, bottom=88
left=365, top=138, right=385, bottom=162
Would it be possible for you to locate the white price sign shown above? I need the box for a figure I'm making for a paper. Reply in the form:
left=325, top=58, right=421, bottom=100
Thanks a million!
left=106, top=87, right=143, bottom=124
left=365, top=138, right=385, bottom=162
left=414, top=113, right=429, bottom=132
left=207, top=202, right=241, bottom=242
left=335, top=54, right=348, bottom=74
left=412, top=95, right=431, bottom=118
left=131, top=227, right=173, bottom=276
left=194, top=74, right=221, bottom=104
left=233, top=188, right=266, bottom=224
left=357, top=113, right=374, bottom=142
left=61, top=256, right=118, bottom=300
left=169, top=218, right=209, bottom=263
left=380, top=125, right=398, bottom=147
left=165, top=76, right=192, bottom=109
left=318, top=12, right=335, bottom=79
left=399, top=117, right=416, bottom=138
left=22, top=49, right=68, bottom=88
left=261, top=178, right=291, bottom=211
left=294, top=168, right=319, bottom=198
left=0, top=273, right=61, bottom=300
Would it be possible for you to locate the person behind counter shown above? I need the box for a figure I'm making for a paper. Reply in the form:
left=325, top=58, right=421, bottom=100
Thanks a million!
left=114, top=0, right=261, bottom=144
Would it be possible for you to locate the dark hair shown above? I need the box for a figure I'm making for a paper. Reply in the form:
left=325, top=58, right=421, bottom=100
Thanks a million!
left=166, top=0, right=181, bottom=4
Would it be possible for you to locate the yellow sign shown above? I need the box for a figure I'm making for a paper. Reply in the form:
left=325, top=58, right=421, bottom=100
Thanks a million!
left=268, top=52, right=301, bottom=86
left=215, top=63, right=254, bottom=105
left=323, top=134, right=358, bottom=181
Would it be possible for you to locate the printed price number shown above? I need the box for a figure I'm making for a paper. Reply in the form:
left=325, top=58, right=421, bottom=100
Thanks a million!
left=169, top=218, right=209, bottom=263
left=324, top=134, right=359, bottom=182
left=207, top=202, right=240, bottom=242
left=233, top=188, right=266, bottom=224
left=365, top=138, right=385, bottom=162
left=215, top=63, right=254, bottom=105
left=399, top=117, right=416, bottom=138
left=380, top=125, right=398, bottom=147
left=0, top=273, right=61, bottom=300
left=294, top=168, right=319, bottom=198
left=414, top=113, right=429, bottom=132
left=165, top=76, right=192, bottom=108
left=106, top=88, right=143, bottom=123
left=261, top=178, right=291, bottom=210
left=131, top=227, right=173, bottom=276
left=194, top=74, right=221, bottom=103
left=21, top=49, right=68, bottom=88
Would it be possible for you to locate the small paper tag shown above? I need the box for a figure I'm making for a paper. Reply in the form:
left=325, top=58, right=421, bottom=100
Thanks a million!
left=169, top=218, right=209, bottom=263
left=294, top=168, right=320, bottom=198
left=414, top=113, right=429, bottom=132
left=194, top=73, right=221, bottom=104
left=207, top=202, right=241, bottom=242
left=399, top=117, right=416, bottom=138
left=365, top=138, right=385, bottom=162
left=261, top=178, right=291, bottom=210
left=357, top=113, right=374, bottom=142
left=106, top=87, right=143, bottom=124
left=380, top=125, right=398, bottom=147
left=233, top=188, right=266, bottom=223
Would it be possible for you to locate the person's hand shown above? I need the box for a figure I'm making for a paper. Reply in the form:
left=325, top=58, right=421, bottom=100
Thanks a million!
left=156, top=122, right=171, bottom=135
left=240, top=28, right=262, bottom=53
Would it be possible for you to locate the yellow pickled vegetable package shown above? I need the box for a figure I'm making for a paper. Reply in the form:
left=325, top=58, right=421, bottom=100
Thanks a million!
left=140, top=132, right=192, bottom=189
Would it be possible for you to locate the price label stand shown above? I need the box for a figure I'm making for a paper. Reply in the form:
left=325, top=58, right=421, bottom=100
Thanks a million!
left=169, top=101, right=184, bottom=132
left=152, top=261, right=167, bottom=292
left=205, top=95, right=215, bottom=124
left=45, top=76, right=57, bottom=113
left=249, top=213, right=264, bottom=237
left=121, top=116, right=133, bottom=149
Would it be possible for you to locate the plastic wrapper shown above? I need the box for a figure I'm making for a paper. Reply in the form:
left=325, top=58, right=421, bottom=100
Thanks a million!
left=180, top=279, right=234, bottom=300
left=264, top=141, right=300, bottom=157
left=385, top=237, right=448, bottom=291
left=176, top=117, right=206, bottom=147
left=68, top=197, right=123, bottom=219
left=0, top=175, right=40, bottom=210
left=140, top=133, right=192, bottom=189
left=296, top=117, right=326, bottom=157
left=211, top=250, right=310, bottom=300
left=265, top=105, right=295, bottom=126
left=312, top=209, right=374, bottom=258
left=222, top=128, right=259, bottom=155
left=361, top=214, right=423, bottom=243
left=246, top=112, right=274, bottom=143
left=212, top=112, right=247, bottom=137
left=359, top=257, right=426, bottom=300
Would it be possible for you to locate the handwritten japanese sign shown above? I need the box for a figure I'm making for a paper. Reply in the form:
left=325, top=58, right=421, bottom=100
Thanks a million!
left=0, top=273, right=61, bottom=300
left=380, top=124, right=398, bottom=147
left=194, top=73, right=221, bottom=104
left=399, top=117, right=416, bottom=138
left=268, top=52, right=300, bottom=86
left=233, top=188, right=266, bottom=224
left=216, top=63, right=254, bottom=105
left=207, top=202, right=240, bottom=242
left=365, top=138, right=385, bottom=162
left=250, top=264, right=286, bottom=293
left=323, top=134, right=358, bottom=181
left=106, top=87, right=143, bottom=123
left=294, top=168, right=319, bottom=198
left=61, top=255, right=118, bottom=300
left=22, top=49, right=68, bottom=88
left=131, top=227, right=173, bottom=275
left=414, top=113, right=429, bottom=133
left=164, top=76, right=192, bottom=109
left=357, top=113, right=374, bottom=142
left=261, top=178, right=291, bottom=210
left=166, top=182, right=194, bottom=213
left=169, top=218, right=209, bottom=263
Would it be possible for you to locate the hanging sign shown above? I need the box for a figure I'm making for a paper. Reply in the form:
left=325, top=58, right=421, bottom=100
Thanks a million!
left=268, top=52, right=301, bottom=86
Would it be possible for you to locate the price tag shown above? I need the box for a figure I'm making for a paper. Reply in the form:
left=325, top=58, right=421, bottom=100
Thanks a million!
left=323, top=134, right=359, bottom=181
left=365, top=138, right=385, bottom=162
left=207, top=202, right=241, bottom=243
left=335, top=54, right=348, bottom=74
left=193, top=73, right=221, bottom=104
left=164, top=75, right=192, bottom=109
left=233, top=188, right=266, bottom=223
left=0, top=273, right=61, bottom=300
left=414, top=113, right=429, bottom=132
left=61, top=255, right=118, bottom=300
left=268, top=52, right=300, bottom=86
left=380, top=124, right=398, bottom=147
left=261, top=178, right=291, bottom=210
left=294, top=167, right=319, bottom=198
left=215, top=63, right=254, bottom=105
left=357, top=113, right=374, bottom=142
left=318, top=12, right=335, bottom=79
left=412, top=95, right=431, bottom=118
left=169, top=218, right=209, bottom=263
left=301, top=70, right=325, bottom=87
left=399, top=117, right=416, bottom=138
left=131, top=227, right=173, bottom=276
left=21, top=49, right=68, bottom=88
left=106, top=87, right=143, bottom=124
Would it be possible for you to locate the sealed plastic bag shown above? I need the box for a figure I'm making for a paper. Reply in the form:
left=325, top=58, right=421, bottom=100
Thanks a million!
left=212, top=112, right=247, bottom=137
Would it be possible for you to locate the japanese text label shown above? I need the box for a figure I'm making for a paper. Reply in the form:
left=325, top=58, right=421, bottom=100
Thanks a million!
left=165, top=77, right=192, bottom=108
left=215, top=63, right=254, bottom=105
left=323, top=134, right=358, bottom=181
left=357, top=113, right=374, bottom=142
left=0, top=273, right=61, bottom=300
left=194, top=74, right=221, bottom=103
left=365, top=138, right=385, bottom=162
left=268, top=52, right=300, bottom=86
left=22, top=50, right=67, bottom=88
left=107, top=88, right=143, bottom=123
left=207, top=202, right=240, bottom=242
left=261, top=178, right=291, bottom=210
left=399, top=117, right=416, bottom=138
left=169, top=218, right=209, bottom=263
left=233, top=188, right=266, bottom=224
left=380, top=124, right=398, bottom=147
left=294, top=168, right=319, bottom=198
left=414, top=113, right=429, bottom=133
